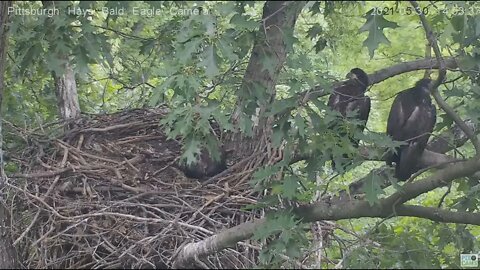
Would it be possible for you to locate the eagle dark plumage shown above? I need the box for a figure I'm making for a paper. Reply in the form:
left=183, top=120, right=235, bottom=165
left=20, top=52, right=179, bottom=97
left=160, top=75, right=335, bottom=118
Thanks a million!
left=328, top=68, right=371, bottom=171
left=386, top=78, right=437, bottom=181
left=179, top=146, right=227, bottom=180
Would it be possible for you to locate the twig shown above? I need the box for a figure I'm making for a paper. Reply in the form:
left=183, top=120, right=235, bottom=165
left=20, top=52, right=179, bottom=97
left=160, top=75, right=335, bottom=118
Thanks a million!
left=437, top=183, right=452, bottom=208
left=410, top=0, right=480, bottom=157
left=13, top=209, right=40, bottom=246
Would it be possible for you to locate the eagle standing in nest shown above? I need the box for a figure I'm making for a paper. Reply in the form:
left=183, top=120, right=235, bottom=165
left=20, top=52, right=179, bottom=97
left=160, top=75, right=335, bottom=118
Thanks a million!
left=327, top=68, right=371, bottom=171
left=386, top=78, right=437, bottom=181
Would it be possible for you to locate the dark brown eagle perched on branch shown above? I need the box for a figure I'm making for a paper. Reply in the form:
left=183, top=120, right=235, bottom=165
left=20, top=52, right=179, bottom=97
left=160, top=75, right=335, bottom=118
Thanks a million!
left=386, top=78, right=437, bottom=181
left=327, top=68, right=371, bottom=171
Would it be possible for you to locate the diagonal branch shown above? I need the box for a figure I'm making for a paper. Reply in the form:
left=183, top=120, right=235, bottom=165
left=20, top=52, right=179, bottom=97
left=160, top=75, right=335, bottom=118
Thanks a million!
left=298, top=57, right=459, bottom=105
left=173, top=5, right=479, bottom=268
left=382, top=158, right=480, bottom=206
left=347, top=119, right=479, bottom=194
left=172, top=156, right=480, bottom=268
left=172, top=219, right=267, bottom=268
left=427, top=119, right=477, bottom=153
left=410, top=0, right=480, bottom=156
left=395, top=204, right=480, bottom=225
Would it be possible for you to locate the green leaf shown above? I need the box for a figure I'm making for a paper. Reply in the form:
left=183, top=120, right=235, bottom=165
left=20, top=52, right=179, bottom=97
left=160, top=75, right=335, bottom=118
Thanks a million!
left=217, top=37, right=238, bottom=61
left=230, top=13, right=259, bottom=31
left=439, top=22, right=455, bottom=45
left=149, top=77, right=175, bottom=106
left=19, top=43, right=42, bottom=74
left=178, top=38, right=202, bottom=64
left=307, top=24, right=323, bottom=38
left=238, top=114, right=254, bottom=136
left=359, top=9, right=399, bottom=58
left=310, top=1, right=322, bottom=15
left=217, top=1, right=236, bottom=16
left=283, top=26, right=298, bottom=53
left=272, top=125, right=285, bottom=147
left=74, top=46, right=92, bottom=75
left=260, top=52, right=277, bottom=76
left=45, top=55, right=66, bottom=76
left=213, top=112, right=234, bottom=132
left=306, top=107, right=327, bottom=132
left=364, top=171, right=385, bottom=206
left=200, top=45, right=219, bottom=78
left=457, top=54, right=477, bottom=70
left=314, top=38, right=327, bottom=53
left=268, top=97, right=297, bottom=116
left=282, top=176, right=299, bottom=200
left=149, top=88, right=163, bottom=107
left=294, top=113, right=307, bottom=138
left=285, top=239, right=302, bottom=258
left=203, top=16, right=217, bottom=37
left=140, top=40, right=156, bottom=55
left=182, top=138, right=201, bottom=166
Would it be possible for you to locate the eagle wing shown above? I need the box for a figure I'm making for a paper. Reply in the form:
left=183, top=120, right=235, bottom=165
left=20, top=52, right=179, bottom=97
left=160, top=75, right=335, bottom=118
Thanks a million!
left=357, top=96, right=371, bottom=128
left=328, top=86, right=348, bottom=117
left=386, top=94, right=406, bottom=141
left=395, top=101, right=436, bottom=180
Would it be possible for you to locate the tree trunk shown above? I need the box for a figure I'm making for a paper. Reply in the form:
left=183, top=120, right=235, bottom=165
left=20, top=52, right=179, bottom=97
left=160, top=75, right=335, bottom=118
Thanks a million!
left=42, top=1, right=81, bottom=122
left=0, top=1, right=21, bottom=268
left=234, top=1, right=305, bottom=122
left=175, top=2, right=306, bottom=266
left=53, top=62, right=81, bottom=121
left=229, top=1, right=305, bottom=157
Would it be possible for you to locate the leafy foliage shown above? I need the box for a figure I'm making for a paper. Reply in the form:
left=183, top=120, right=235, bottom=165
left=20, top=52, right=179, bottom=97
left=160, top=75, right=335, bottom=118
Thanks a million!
left=3, top=0, right=480, bottom=268
left=359, top=8, right=399, bottom=58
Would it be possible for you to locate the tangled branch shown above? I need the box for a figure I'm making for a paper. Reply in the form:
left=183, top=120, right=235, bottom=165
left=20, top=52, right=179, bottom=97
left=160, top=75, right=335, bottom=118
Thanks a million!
left=5, top=108, right=265, bottom=269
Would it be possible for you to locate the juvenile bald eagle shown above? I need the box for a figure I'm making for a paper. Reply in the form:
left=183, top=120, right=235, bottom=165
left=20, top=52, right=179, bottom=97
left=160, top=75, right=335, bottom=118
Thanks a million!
left=177, top=120, right=227, bottom=180
left=328, top=68, right=371, bottom=171
left=182, top=147, right=227, bottom=180
left=386, top=78, right=437, bottom=181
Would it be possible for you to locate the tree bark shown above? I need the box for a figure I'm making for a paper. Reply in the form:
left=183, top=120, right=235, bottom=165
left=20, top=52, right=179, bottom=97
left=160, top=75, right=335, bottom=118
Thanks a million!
left=0, top=1, right=21, bottom=268
left=228, top=1, right=306, bottom=162
left=43, top=1, right=81, bottom=122
left=172, top=157, right=480, bottom=267
left=232, top=1, right=305, bottom=124
left=53, top=62, right=81, bottom=121
left=299, top=57, right=459, bottom=107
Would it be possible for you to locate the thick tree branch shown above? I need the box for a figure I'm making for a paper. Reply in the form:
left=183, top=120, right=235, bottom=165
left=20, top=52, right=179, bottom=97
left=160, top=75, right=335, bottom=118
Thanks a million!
left=395, top=205, right=480, bottom=225
left=347, top=111, right=479, bottom=194
left=349, top=149, right=480, bottom=195
left=173, top=157, right=480, bottom=268
left=411, top=0, right=480, bottom=156
left=383, top=158, right=480, bottom=206
left=356, top=146, right=459, bottom=166
left=367, top=57, right=458, bottom=85
left=427, top=119, right=477, bottom=153
left=174, top=4, right=478, bottom=268
left=172, top=219, right=267, bottom=268
left=232, top=1, right=306, bottom=122
left=294, top=120, right=479, bottom=195
left=300, top=57, right=458, bottom=104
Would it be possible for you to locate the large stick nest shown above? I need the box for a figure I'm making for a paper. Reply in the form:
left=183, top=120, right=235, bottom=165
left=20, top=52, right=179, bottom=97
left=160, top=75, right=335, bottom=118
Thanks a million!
left=4, top=108, right=264, bottom=269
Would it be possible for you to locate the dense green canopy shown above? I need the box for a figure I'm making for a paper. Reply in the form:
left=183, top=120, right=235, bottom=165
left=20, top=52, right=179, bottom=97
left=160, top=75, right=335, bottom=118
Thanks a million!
left=1, top=1, right=479, bottom=269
